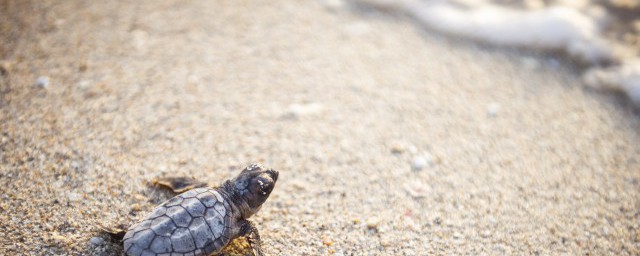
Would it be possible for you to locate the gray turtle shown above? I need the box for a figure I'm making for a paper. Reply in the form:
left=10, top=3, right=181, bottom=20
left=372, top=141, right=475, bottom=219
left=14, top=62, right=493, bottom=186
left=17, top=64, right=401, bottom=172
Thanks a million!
left=120, top=164, right=278, bottom=256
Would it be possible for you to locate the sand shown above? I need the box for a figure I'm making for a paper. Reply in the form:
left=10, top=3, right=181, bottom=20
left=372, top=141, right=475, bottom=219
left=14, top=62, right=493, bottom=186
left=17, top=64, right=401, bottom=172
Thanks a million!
left=1, top=0, right=639, bottom=255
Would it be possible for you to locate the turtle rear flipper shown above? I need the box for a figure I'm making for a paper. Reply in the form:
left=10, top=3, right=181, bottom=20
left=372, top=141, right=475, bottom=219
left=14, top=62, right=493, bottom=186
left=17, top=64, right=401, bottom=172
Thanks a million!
left=98, top=224, right=127, bottom=241
left=152, top=176, right=209, bottom=193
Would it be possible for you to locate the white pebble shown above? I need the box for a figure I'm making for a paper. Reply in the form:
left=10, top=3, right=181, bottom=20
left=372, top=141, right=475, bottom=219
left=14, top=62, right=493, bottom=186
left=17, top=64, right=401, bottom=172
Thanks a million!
left=36, top=76, right=49, bottom=88
left=411, top=154, right=433, bottom=171
left=283, top=103, right=324, bottom=119
left=412, top=157, right=426, bottom=171
left=77, top=80, right=91, bottom=90
left=67, top=192, right=81, bottom=202
left=487, top=103, right=501, bottom=117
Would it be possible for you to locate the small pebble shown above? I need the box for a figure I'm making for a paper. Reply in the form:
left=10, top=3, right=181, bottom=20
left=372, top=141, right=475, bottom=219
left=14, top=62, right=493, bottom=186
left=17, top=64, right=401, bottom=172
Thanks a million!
left=77, top=80, right=92, bottom=90
left=67, top=192, right=81, bottom=202
left=90, top=236, right=104, bottom=246
left=130, top=203, right=142, bottom=212
left=390, top=143, right=405, bottom=154
left=487, top=103, right=501, bottom=117
left=322, top=236, right=334, bottom=246
left=411, top=154, right=433, bottom=171
left=412, top=156, right=426, bottom=171
left=406, top=181, right=428, bottom=198
left=366, top=217, right=380, bottom=231
left=70, top=161, right=81, bottom=170
left=283, top=103, right=324, bottom=119
left=132, top=194, right=146, bottom=202
left=36, top=76, right=50, bottom=88
left=0, top=60, right=10, bottom=76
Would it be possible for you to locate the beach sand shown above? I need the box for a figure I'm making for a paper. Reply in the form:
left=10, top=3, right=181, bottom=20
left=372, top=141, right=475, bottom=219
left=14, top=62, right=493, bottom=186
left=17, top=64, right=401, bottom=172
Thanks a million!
left=1, top=0, right=639, bottom=255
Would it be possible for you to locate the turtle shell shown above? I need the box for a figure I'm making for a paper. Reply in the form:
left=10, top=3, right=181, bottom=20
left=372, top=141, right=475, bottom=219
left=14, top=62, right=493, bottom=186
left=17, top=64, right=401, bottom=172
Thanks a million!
left=123, top=187, right=233, bottom=256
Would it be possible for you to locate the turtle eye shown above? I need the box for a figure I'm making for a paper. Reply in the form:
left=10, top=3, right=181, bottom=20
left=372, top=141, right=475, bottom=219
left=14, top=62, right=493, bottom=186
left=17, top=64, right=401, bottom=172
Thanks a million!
left=261, top=183, right=271, bottom=195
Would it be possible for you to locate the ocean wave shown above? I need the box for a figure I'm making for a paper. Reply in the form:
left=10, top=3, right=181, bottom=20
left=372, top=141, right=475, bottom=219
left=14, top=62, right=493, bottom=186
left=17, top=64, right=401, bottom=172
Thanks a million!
left=352, top=0, right=640, bottom=105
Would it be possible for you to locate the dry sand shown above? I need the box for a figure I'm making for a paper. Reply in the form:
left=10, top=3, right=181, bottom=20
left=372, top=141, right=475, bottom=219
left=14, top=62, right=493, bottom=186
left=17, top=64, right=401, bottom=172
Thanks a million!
left=1, top=0, right=640, bottom=255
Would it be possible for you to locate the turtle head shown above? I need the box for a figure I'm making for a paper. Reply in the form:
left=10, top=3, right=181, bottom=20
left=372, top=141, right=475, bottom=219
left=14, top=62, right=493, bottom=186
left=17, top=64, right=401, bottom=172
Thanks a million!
left=232, top=163, right=278, bottom=218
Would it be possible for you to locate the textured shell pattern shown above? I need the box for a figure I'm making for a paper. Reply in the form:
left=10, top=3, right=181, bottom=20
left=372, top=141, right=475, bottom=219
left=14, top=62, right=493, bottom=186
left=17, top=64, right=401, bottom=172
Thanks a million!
left=123, top=187, right=232, bottom=256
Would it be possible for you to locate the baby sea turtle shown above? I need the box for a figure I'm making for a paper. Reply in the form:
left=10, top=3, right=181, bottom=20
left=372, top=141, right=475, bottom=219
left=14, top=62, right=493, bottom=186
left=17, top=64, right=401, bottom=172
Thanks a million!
left=121, top=164, right=278, bottom=256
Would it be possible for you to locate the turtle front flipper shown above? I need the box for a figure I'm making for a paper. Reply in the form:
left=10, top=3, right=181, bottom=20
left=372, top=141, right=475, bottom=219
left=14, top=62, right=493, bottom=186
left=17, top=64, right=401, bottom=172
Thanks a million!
left=152, top=176, right=209, bottom=193
left=238, top=220, right=264, bottom=256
